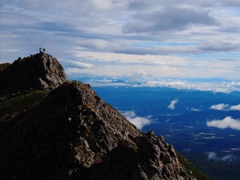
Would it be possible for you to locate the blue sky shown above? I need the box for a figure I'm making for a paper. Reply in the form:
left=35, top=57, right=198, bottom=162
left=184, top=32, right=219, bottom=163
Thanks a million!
left=1, top=0, right=240, bottom=90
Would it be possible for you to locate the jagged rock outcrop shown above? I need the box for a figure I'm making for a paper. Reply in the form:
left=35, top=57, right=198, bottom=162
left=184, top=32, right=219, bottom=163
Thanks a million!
left=0, top=52, right=67, bottom=100
left=0, top=81, right=196, bottom=180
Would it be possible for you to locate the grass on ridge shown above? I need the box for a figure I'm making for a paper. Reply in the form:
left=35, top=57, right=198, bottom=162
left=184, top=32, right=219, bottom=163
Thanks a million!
left=177, top=152, right=210, bottom=180
left=0, top=90, right=49, bottom=122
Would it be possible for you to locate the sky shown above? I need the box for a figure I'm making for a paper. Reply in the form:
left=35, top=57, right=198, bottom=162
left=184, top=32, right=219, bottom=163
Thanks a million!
left=1, top=0, right=240, bottom=90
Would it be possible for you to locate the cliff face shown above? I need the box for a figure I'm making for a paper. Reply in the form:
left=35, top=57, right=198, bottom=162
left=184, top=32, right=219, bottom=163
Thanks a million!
left=0, top=52, right=67, bottom=100
left=0, top=81, right=196, bottom=180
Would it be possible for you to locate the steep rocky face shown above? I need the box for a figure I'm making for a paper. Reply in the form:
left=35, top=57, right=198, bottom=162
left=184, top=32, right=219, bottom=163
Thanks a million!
left=0, top=81, right=196, bottom=180
left=0, top=52, right=67, bottom=100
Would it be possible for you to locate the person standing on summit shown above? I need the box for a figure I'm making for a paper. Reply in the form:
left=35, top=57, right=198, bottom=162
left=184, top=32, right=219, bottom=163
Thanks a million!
left=39, top=48, right=46, bottom=53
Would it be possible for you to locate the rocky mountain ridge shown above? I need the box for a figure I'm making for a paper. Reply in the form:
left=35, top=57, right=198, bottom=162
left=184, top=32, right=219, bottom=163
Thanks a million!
left=0, top=52, right=67, bottom=100
left=0, top=53, right=207, bottom=179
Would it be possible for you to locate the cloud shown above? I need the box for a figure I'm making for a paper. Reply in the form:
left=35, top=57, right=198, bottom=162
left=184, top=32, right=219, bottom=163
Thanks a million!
left=1, top=0, right=240, bottom=81
left=209, top=103, right=229, bottom=110
left=209, top=103, right=240, bottom=111
left=130, top=70, right=147, bottom=84
left=63, top=60, right=95, bottom=69
left=182, top=148, right=191, bottom=153
left=207, top=116, right=240, bottom=130
left=75, top=76, right=240, bottom=93
left=123, top=7, right=218, bottom=33
left=199, top=41, right=240, bottom=52
left=229, top=104, right=240, bottom=111
left=168, top=99, right=178, bottom=110
left=206, top=152, right=238, bottom=162
left=191, top=108, right=200, bottom=112
left=218, top=58, right=237, bottom=61
left=115, top=45, right=200, bottom=55
left=221, top=0, right=240, bottom=7
left=206, top=152, right=218, bottom=161
left=121, top=111, right=151, bottom=130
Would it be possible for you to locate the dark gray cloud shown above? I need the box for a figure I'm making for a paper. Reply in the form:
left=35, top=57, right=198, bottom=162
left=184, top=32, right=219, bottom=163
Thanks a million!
left=221, top=0, right=240, bottom=7
left=219, top=27, right=240, bottom=34
left=200, top=42, right=240, bottom=52
left=115, top=46, right=199, bottom=55
left=123, top=7, right=219, bottom=33
left=218, top=58, right=237, bottom=61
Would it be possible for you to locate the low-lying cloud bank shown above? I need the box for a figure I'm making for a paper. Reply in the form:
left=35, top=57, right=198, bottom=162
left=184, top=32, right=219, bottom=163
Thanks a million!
left=121, top=111, right=151, bottom=130
left=75, top=76, right=240, bottom=93
left=210, top=103, right=240, bottom=111
left=206, top=152, right=238, bottom=163
left=190, top=108, right=200, bottom=112
left=207, top=116, right=240, bottom=130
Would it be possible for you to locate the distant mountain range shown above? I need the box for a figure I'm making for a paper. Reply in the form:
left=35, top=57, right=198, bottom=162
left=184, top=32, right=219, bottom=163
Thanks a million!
left=73, top=76, right=240, bottom=93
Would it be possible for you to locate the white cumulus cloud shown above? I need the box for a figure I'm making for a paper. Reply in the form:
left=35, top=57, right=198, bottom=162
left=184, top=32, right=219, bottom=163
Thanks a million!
left=121, top=111, right=151, bottom=130
left=209, top=103, right=240, bottom=111
left=207, top=116, right=240, bottom=130
left=168, top=99, right=178, bottom=110
left=229, top=104, right=240, bottom=111
left=209, top=103, right=229, bottom=111
left=130, top=69, right=147, bottom=84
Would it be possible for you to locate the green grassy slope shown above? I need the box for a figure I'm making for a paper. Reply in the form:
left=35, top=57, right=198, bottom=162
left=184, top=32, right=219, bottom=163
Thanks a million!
left=0, top=90, right=49, bottom=122
left=177, top=152, right=210, bottom=180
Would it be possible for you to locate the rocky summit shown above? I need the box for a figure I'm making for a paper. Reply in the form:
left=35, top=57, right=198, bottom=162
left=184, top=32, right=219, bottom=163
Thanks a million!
left=0, top=52, right=67, bottom=100
left=0, top=53, right=207, bottom=180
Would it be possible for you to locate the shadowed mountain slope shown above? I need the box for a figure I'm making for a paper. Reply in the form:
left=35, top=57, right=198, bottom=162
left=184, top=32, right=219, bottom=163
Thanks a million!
left=0, top=53, right=208, bottom=180
left=0, top=81, right=201, bottom=180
